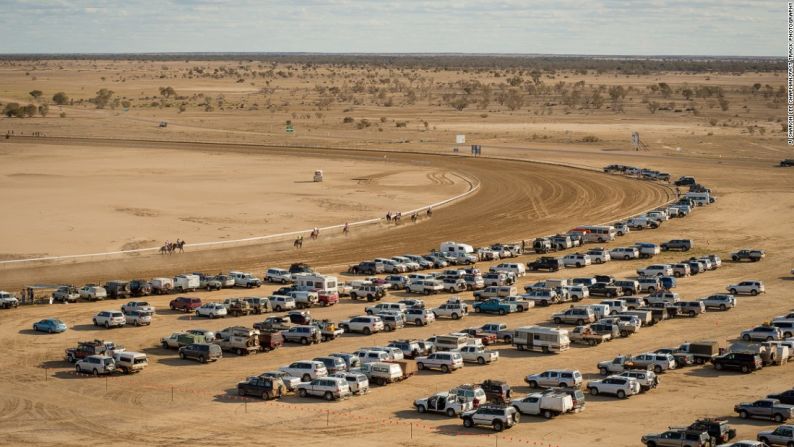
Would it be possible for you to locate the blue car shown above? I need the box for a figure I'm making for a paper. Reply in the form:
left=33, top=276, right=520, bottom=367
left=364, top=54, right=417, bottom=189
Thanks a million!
left=659, top=276, right=677, bottom=290
left=33, top=318, right=68, bottom=333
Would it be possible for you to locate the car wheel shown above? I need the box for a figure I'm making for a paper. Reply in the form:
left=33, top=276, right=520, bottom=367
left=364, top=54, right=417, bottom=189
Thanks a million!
left=492, top=421, right=504, bottom=432
left=553, top=317, right=562, bottom=324
left=719, top=304, right=726, bottom=311
left=576, top=319, right=584, bottom=326
left=589, top=387, right=598, bottom=396
left=741, top=365, right=750, bottom=373
left=739, top=410, right=749, bottom=419
left=647, top=442, right=657, bottom=447
left=275, top=305, right=282, bottom=312
left=417, top=405, right=426, bottom=413
left=417, top=362, right=424, bottom=370
left=92, top=369, right=99, bottom=376
left=542, top=410, right=553, bottom=419
left=498, top=309, right=506, bottom=316
left=742, top=334, right=751, bottom=341
left=75, top=365, right=81, bottom=373
left=730, top=288, right=737, bottom=295
left=653, top=365, right=662, bottom=373
left=302, top=374, right=311, bottom=382
left=751, top=290, right=758, bottom=296
left=528, top=381, right=538, bottom=388
left=688, top=311, right=695, bottom=317
left=298, top=388, right=308, bottom=398
left=463, top=417, right=473, bottom=428
left=446, top=408, right=456, bottom=417
left=200, top=355, right=207, bottom=364
left=47, top=328, right=53, bottom=334
left=441, top=365, right=450, bottom=373
left=617, top=390, right=626, bottom=399
left=301, top=338, right=309, bottom=345
left=324, top=391, right=334, bottom=401
left=363, top=327, right=371, bottom=335
left=504, top=336, right=512, bottom=344
left=451, top=313, right=459, bottom=320
left=477, top=357, right=485, bottom=365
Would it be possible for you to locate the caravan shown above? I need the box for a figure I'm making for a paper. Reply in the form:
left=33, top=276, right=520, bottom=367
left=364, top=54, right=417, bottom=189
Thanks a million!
left=685, top=192, right=714, bottom=206
left=439, top=241, right=478, bottom=264
left=513, top=326, right=570, bottom=353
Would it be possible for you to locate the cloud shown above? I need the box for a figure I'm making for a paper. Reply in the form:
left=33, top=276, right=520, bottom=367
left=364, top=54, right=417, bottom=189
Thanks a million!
left=0, top=0, right=781, bottom=56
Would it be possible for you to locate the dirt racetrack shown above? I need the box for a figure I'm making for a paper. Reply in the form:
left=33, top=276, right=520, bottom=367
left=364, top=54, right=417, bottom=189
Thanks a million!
left=1, top=136, right=794, bottom=447
left=0, top=136, right=672, bottom=289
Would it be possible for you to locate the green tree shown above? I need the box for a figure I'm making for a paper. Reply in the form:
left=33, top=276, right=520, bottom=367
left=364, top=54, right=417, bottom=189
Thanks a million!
left=93, top=89, right=114, bottom=109
left=38, top=104, right=49, bottom=117
left=29, top=90, right=43, bottom=99
left=504, top=88, right=524, bottom=111
left=52, top=92, right=69, bottom=105
left=3, top=102, right=20, bottom=117
left=159, top=86, right=176, bottom=98
left=22, top=104, right=37, bottom=117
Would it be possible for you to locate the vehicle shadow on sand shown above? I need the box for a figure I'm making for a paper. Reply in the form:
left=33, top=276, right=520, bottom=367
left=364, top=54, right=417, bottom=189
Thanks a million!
left=18, top=329, right=55, bottom=336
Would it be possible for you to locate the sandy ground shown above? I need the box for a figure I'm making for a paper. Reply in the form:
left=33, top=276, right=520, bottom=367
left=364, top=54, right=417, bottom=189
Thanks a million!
left=0, top=61, right=793, bottom=447
left=0, top=143, right=465, bottom=258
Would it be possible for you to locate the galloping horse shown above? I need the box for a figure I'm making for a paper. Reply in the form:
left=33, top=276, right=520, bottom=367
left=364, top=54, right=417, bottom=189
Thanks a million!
left=294, top=236, right=304, bottom=249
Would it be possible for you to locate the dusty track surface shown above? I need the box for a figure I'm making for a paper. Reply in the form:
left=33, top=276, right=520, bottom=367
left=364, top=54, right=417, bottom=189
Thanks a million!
left=0, top=137, right=672, bottom=289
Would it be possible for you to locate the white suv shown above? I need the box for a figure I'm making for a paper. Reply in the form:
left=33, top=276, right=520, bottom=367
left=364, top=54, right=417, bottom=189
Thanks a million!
left=339, top=315, right=384, bottom=335
left=415, top=352, right=464, bottom=373
left=195, top=303, right=227, bottom=319
left=525, top=369, right=583, bottom=388
left=296, top=377, right=351, bottom=400
left=268, top=294, right=297, bottom=311
left=587, top=376, right=641, bottom=398
left=265, top=268, right=292, bottom=284
left=432, top=302, right=468, bottom=320
left=727, top=280, right=765, bottom=296
left=280, top=360, right=328, bottom=382
left=586, top=248, right=611, bottom=264
left=365, top=302, right=406, bottom=315
left=120, top=301, right=155, bottom=314
left=409, top=279, right=444, bottom=295
left=563, top=254, right=592, bottom=268
left=700, top=294, right=736, bottom=311
left=609, top=247, right=640, bottom=260
left=93, top=310, right=126, bottom=328
left=76, top=355, right=116, bottom=375
left=636, top=264, right=673, bottom=277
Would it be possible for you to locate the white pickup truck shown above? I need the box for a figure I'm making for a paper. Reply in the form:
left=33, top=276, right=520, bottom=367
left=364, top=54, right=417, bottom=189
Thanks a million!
left=511, top=392, right=573, bottom=418
left=0, top=291, right=19, bottom=309
left=457, top=345, right=499, bottom=364
left=287, top=290, right=319, bottom=308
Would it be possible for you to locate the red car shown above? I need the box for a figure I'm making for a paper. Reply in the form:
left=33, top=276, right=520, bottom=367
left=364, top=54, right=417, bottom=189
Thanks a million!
left=169, top=296, right=202, bottom=312
left=460, top=328, right=497, bottom=345
left=316, top=290, right=339, bottom=306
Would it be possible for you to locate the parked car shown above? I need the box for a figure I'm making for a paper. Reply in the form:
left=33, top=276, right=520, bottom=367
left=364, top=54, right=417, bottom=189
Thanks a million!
left=768, top=390, right=794, bottom=405
left=527, top=257, right=563, bottom=272
left=265, top=268, right=292, bottom=284
left=731, top=249, right=766, bottom=262
left=93, top=310, right=126, bottom=328
left=237, top=376, right=286, bottom=400
left=415, top=392, right=473, bottom=417
left=563, top=253, right=592, bottom=268
left=178, top=343, right=222, bottom=363
left=525, top=369, right=583, bottom=389
left=727, top=281, right=765, bottom=296
left=416, top=352, right=464, bottom=373
left=339, top=315, right=384, bottom=335
left=280, top=360, right=328, bottom=382
left=125, top=309, right=153, bottom=326
left=296, top=377, right=352, bottom=400
left=735, top=399, right=794, bottom=422
left=458, top=345, right=499, bottom=364
left=75, top=354, right=116, bottom=375
left=741, top=325, right=783, bottom=342
left=757, top=425, right=794, bottom=446
left=641, top=429, right=711, bottom=447
left=406, top=308, right=435, bottom=326
left=617, top=370, right=658, bottom=392
left=460, top=405, right=519, bottom=431
left=511, top=393, right=572, bottom=419
left=661, top=239, right=693, bottom=251
left=713, top=352, right=763, bottom=373
left=700, top=294, right=736, bottom=311
left=587, top=376, right=641, bottom=398
left=169, top=296, right=202, bottom=312
left=112, top=351, right=148, bottom=374
left=433, top=301, right=468, bottom=320
left=195, top=303, right=227, bottom=319
left=33, top=318, right=67, bottom=333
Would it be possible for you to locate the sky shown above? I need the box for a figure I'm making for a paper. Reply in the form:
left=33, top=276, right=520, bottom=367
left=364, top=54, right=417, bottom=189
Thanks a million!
left=0, top=0, right=782, bottom=56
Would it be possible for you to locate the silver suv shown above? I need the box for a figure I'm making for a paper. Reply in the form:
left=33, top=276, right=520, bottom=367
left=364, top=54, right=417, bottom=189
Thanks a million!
left=461, top=405, right=519, bottom=432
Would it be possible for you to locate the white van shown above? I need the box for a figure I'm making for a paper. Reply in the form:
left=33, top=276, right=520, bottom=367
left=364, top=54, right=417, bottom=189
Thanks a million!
left=492, top=263, right=526, bottom=277
left=685, top=192, right=713, bottom=206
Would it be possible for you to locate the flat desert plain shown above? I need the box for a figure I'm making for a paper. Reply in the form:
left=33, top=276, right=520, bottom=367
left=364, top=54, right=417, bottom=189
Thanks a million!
left=0, top=59, right=792, bottom=447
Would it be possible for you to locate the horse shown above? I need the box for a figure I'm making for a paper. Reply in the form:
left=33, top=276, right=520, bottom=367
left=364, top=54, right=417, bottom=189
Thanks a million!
left=294, top=237, right=303, bottom=249
left=411, top=213, right=417, bottom=223
left=343, top=223, right=349, bottom=235
left=176, top=240, right=185, bottom=253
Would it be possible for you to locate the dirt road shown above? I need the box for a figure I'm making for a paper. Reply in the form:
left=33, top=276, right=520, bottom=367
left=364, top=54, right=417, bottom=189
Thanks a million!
left=0, top=136, right=672, bottom=289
